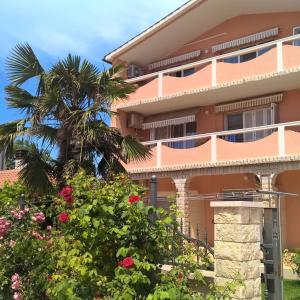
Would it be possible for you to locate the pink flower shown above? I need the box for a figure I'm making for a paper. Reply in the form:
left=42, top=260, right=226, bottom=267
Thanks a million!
left=0, top=218, right=11, bottom=238
left=129, top=195, right=140, bottom=203
left=11, top=274, right=20, bottom=282
left=118, top=257, right=134, bottom=269
left=11, top=281, right=20, bottom=290
left=58, top=212, right=69, bottom=223
left=11, top=273, right=21, bottom=292
left=31, top=231, right=45, bottom=241
left=13, top=292, right=23, bottom=300
left=46, top=225, right=52, bottom=231
left=9, top=240, right=16, bottom=248
left=31, top=212, right=45, bottom=222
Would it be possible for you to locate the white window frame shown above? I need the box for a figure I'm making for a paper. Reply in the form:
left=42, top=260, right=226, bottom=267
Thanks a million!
left=293, top=26, right=300, bottom=45
left=225, top=105, right=276, bottom=142
left=223, top=42, right=273, bottom=64
left=150, top=121, right=197, bottom=148
left=169, top=68, right=195, bottom=77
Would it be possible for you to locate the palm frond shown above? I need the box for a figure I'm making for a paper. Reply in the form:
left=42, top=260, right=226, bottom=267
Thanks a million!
left=19, top=144, right=55, bottom=195
left=5, top=85, right=39, bottom=115
left=0, top=120, right=28, bottom=151
left=6, top=43, right=45, bottom=90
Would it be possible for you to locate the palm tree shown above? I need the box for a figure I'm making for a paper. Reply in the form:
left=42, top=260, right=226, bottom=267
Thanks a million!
left=0, top=43, right=150, bottom=193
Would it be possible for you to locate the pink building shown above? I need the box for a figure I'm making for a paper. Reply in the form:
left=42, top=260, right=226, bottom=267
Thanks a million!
left=105, top=0, right=300, bottom=250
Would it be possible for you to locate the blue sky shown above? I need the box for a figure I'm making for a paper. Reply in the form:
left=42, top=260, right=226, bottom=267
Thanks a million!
left=0, top=0, right=186, bottom=124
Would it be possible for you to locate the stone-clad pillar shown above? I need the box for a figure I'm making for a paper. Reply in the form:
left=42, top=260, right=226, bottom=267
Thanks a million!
left=211, top=201, right=264, bottom=300
left=173, top=177, right=190, bottom=234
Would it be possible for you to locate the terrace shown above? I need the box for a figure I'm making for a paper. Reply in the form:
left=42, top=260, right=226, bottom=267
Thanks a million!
left=124, top=121, right=300, bottom=172
left=116, top=34, right=300, bottom=116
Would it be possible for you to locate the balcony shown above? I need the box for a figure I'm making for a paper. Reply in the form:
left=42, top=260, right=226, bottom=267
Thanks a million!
left=117, top=35, right=300, bottom=115
left=124, top=121, right=300, bottom=172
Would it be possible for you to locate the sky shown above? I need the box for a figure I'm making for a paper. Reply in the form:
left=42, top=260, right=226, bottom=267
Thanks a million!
left=0, top=0, right=187, bottom=124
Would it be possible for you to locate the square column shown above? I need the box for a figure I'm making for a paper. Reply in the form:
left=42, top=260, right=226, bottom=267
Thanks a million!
left=173, top=177, right=190, bottom=234
left=211, top=201, right=264, bottom=300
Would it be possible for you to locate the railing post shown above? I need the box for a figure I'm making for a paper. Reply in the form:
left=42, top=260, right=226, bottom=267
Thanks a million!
left=156, top=141, right=162, bottom=167
left=278, top=125, right=286, bottom=157
left=158, top=73, right=163, bottom=97
left=277, top=41, right=283, bottom=72
left=211, top=59, right=217, bottom=87
left=211, top=135, right=217, bottom=163
left=18, top=194, right=25, bottom=210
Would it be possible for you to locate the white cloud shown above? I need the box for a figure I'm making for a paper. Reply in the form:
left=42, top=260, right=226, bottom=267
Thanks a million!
left=0, top=0, right=187, bottom=60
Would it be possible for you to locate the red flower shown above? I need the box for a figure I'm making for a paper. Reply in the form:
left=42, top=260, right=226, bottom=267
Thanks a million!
left=47, top=275, right=53, bottom=282
left=59, top=186, right=73, bottom=197
left=58, top=212, right=69, bottom=223
left=59, top=186, right=74, bottom=204
left=129, top=195, right=140, bottom=203
left=64, top=195, right=74, bottom=204
left=118, top=257, right=134, bottom=269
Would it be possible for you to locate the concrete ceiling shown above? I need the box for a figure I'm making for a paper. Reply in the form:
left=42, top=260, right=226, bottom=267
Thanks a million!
left=104, top=0, right=300, bottom=65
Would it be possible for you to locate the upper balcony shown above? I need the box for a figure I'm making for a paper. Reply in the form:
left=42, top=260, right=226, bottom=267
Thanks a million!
left=116, top=35, right=300, bottom=116
left=124, top=121, right=300, bottom=173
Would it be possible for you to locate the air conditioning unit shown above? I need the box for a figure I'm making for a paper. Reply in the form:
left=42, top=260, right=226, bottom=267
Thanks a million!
left=127, top=64, right=144, bottom=79
left=128, top=113, right=144, bottom=129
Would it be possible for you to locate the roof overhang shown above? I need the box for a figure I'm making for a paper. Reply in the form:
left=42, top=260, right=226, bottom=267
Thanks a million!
left=104, top=0, right=300, bottom=65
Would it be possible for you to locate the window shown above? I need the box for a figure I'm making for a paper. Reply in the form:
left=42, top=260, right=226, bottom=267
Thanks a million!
left=151, top=121, right=197, bottom=149
left=170, top=68, right=195, bottom=77
left=226, top=107, right=274, bottom=142
left=223, top=43, right=273, bottom=64
left=293, top=27, right=300, bottom=46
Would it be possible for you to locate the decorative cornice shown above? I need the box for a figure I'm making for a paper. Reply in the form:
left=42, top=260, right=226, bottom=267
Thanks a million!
left=126, top=155, right=300, bottom=180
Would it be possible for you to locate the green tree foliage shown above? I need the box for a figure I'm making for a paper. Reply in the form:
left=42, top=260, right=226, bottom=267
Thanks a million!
left=0, top=44, right=150, bottom=192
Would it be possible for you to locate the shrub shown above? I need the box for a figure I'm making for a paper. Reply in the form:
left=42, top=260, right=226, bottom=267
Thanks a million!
left=291, top=250, right=300, bottom=278
left=0, top=172, right=237, bottom=299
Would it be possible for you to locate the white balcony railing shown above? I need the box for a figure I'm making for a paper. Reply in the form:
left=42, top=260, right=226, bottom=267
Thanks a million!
left=141, top=121, right=300, bottom=168
left=126, top=34, right=300, bottom=98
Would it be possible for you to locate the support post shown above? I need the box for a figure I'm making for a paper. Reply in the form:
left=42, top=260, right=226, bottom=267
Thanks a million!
left=211, top=59, right=217, bottom=87
left=276, top=41, right=283, bottom=72
left=150, top=175, right=157, bottom=208
left=18, top=194, right=25, bottom=210
left=211, top=201, right=264, bottom=300
left=173, top=177, right=190, bottom=234
left=158, top=73, right=163, bottom=97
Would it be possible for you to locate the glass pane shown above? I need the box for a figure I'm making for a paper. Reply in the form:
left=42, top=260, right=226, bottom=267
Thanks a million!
left=243, top=111, right=254, bottom=141
left=170, top=124, right=184, bottom=149
left=240, top=51, right=257, bottom=62
left=155, top=126, right=169, bottom=140
left=183, top=68, right=195, bottom=77
left=293, top=28, right=300, bottom=46
left=227, top=113, right=243, bottom=130
left=227, top=113, right=243, bottom=142
left=223, top=56, right=239, bottom=63
left=185, top=122, right=197, bottom=148
left=258, top=47, right=272, bottom=56
left=255, top=110, right=265, bottom=139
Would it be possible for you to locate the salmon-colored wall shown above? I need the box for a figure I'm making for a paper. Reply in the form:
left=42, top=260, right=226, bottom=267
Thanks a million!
left=276, top=170, right=300, bottom=250
left=154, top=12, right=300, bottom=71
left=188, top=174, right=258, bottom=245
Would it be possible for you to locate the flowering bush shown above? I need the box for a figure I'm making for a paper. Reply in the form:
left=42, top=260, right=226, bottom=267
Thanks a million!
left=0, top=172, right=237, bottom=299
left=0, top=183, right=55, bottom=299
